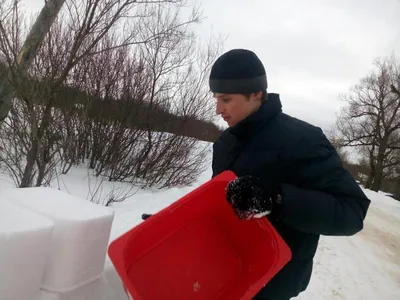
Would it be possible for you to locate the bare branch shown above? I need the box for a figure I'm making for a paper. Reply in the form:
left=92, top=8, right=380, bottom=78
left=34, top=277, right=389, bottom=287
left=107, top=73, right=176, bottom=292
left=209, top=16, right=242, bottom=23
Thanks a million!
left=334, top=54, right=400, bottom=191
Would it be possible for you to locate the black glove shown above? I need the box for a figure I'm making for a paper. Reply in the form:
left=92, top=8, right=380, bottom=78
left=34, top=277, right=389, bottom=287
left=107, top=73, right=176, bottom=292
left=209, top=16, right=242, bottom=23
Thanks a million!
left=225, top=175, right=282, bottom=220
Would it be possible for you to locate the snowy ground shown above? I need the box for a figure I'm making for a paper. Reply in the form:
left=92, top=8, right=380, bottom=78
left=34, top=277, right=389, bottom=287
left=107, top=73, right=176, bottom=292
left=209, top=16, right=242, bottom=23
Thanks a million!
left=296, top=188, right=400, bottom=300
left=0, top=158, right=399, bottom=299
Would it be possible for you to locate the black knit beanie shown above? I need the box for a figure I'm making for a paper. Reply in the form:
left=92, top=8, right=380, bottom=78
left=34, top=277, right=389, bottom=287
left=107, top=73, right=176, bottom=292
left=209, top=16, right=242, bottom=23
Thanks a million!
left=209, top=49, right=267, bottom=94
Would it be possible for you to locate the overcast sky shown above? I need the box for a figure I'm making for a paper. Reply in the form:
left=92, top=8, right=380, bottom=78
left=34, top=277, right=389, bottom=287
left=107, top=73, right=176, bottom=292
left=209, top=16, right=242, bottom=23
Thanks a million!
left=22, top=0, right=400, bottom=131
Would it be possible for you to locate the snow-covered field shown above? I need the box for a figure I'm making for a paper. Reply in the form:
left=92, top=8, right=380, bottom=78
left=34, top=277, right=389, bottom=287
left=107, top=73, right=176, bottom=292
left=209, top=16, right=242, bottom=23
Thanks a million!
left=0, top=150, right=399, bottom=300
left=296, top=188, right=400, bottom=300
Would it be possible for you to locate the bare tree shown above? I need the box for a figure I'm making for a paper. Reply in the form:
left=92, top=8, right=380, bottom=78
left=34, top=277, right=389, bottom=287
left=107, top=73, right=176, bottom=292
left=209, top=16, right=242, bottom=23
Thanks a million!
left=87, top=3, right=221, bottom=188
left=335, top=55, right=400, bottom=191
left=0, top=0, right=208, bottom=188
left=0, top=0, right=66, bottom=122
left=127, top=4, right=218, bottom=187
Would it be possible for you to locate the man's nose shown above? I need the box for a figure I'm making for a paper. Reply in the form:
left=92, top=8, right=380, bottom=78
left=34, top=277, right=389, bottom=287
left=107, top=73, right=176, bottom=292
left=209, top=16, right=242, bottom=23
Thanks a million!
left=216, top=101, right=223, bottom=115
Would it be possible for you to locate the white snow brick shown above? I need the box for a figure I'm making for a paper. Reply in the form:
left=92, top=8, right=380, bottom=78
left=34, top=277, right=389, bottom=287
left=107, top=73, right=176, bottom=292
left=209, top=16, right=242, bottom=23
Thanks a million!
left=0, top=199, right=54, bottom=300
left=2, top=187, right=115, bottom=293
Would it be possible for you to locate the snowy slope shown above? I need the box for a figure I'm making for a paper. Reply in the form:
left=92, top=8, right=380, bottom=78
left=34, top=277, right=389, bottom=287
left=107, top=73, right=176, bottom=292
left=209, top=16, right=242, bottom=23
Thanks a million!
left=296, top=188, right=400, bottom=300
left=0, top=155, right=399, bottom=299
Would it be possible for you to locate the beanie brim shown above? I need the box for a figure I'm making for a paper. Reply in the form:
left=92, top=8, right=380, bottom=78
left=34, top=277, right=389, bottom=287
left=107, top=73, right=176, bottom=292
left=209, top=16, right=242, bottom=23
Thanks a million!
left=209, top=74, right=268, bottom=94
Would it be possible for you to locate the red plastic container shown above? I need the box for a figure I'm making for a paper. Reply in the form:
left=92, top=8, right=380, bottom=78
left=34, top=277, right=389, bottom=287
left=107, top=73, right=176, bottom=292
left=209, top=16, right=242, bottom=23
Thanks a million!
left=108, top=171, right=292, bottom=300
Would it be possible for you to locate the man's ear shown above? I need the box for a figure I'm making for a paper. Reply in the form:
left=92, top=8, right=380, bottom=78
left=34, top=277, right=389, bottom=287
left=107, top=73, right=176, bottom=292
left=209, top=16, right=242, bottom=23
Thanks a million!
left=251, top=91, right=263, bottom=101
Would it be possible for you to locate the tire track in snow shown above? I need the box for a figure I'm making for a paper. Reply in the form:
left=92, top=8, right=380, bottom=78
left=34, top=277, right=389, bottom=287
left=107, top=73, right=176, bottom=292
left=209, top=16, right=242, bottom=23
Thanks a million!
left=295, top=200, right=400, bottom=299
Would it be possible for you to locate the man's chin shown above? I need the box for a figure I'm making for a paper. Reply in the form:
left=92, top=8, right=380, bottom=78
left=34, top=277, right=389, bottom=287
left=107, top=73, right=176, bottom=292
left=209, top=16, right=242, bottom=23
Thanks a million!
left=225, top=119, right=234, bottom=127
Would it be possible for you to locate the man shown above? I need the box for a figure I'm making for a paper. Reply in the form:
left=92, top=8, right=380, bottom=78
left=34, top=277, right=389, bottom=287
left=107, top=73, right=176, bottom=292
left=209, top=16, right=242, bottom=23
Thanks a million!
left=210, top=49, right=371, bottom=300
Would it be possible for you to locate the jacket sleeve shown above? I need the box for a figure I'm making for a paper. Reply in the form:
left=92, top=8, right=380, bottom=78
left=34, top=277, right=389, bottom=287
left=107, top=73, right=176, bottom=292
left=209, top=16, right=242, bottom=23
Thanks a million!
left=279, top=130, right=371, bottom=236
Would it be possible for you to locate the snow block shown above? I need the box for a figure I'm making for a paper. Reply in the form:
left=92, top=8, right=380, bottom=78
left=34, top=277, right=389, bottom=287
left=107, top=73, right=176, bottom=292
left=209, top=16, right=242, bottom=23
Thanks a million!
left=1, top=187, right=115, bottom=293
left=0, top=200, right=54, bottom=300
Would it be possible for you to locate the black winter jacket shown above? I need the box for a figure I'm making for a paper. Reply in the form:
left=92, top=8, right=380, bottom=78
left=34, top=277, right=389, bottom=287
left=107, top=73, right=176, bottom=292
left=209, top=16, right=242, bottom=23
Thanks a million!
left=212, top=93, right=371, bottom=300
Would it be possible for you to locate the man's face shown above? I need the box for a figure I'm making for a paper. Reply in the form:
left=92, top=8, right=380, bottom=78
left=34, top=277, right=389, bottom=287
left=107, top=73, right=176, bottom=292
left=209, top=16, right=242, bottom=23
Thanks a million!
left=214, top=92, right=262, bottom=127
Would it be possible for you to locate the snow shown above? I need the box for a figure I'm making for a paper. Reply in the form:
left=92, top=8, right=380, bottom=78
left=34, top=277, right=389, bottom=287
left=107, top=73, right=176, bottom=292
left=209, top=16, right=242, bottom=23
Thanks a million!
left=0, top=148, right=399, bottom=299
left=293, top=188, right=400, bottom=300
left=36, top=263, right=128, bottom=300
left=1, top=187, right=115, bottom=293
left=0, top=200, right=54, bottom=300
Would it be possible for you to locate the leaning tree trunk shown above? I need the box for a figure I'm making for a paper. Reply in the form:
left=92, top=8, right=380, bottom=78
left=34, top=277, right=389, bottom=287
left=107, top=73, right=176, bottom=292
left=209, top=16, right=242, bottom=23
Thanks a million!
left=365, top=150, right=376, bottom=189
left=371, top=140, right=388, bottom=192
left=395, top=177, right=400, bottom=200
left=0, top=0, right=66, bottom=122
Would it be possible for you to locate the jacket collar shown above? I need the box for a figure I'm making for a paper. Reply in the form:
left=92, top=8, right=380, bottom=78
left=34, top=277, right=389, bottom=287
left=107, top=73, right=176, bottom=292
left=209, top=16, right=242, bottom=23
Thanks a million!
left=228, top=93, right=282, bottom=140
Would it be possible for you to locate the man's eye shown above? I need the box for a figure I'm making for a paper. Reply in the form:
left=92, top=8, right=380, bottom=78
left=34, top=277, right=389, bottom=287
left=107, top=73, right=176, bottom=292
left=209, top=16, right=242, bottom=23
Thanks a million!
left=222, top=98, right=231, bottom=103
